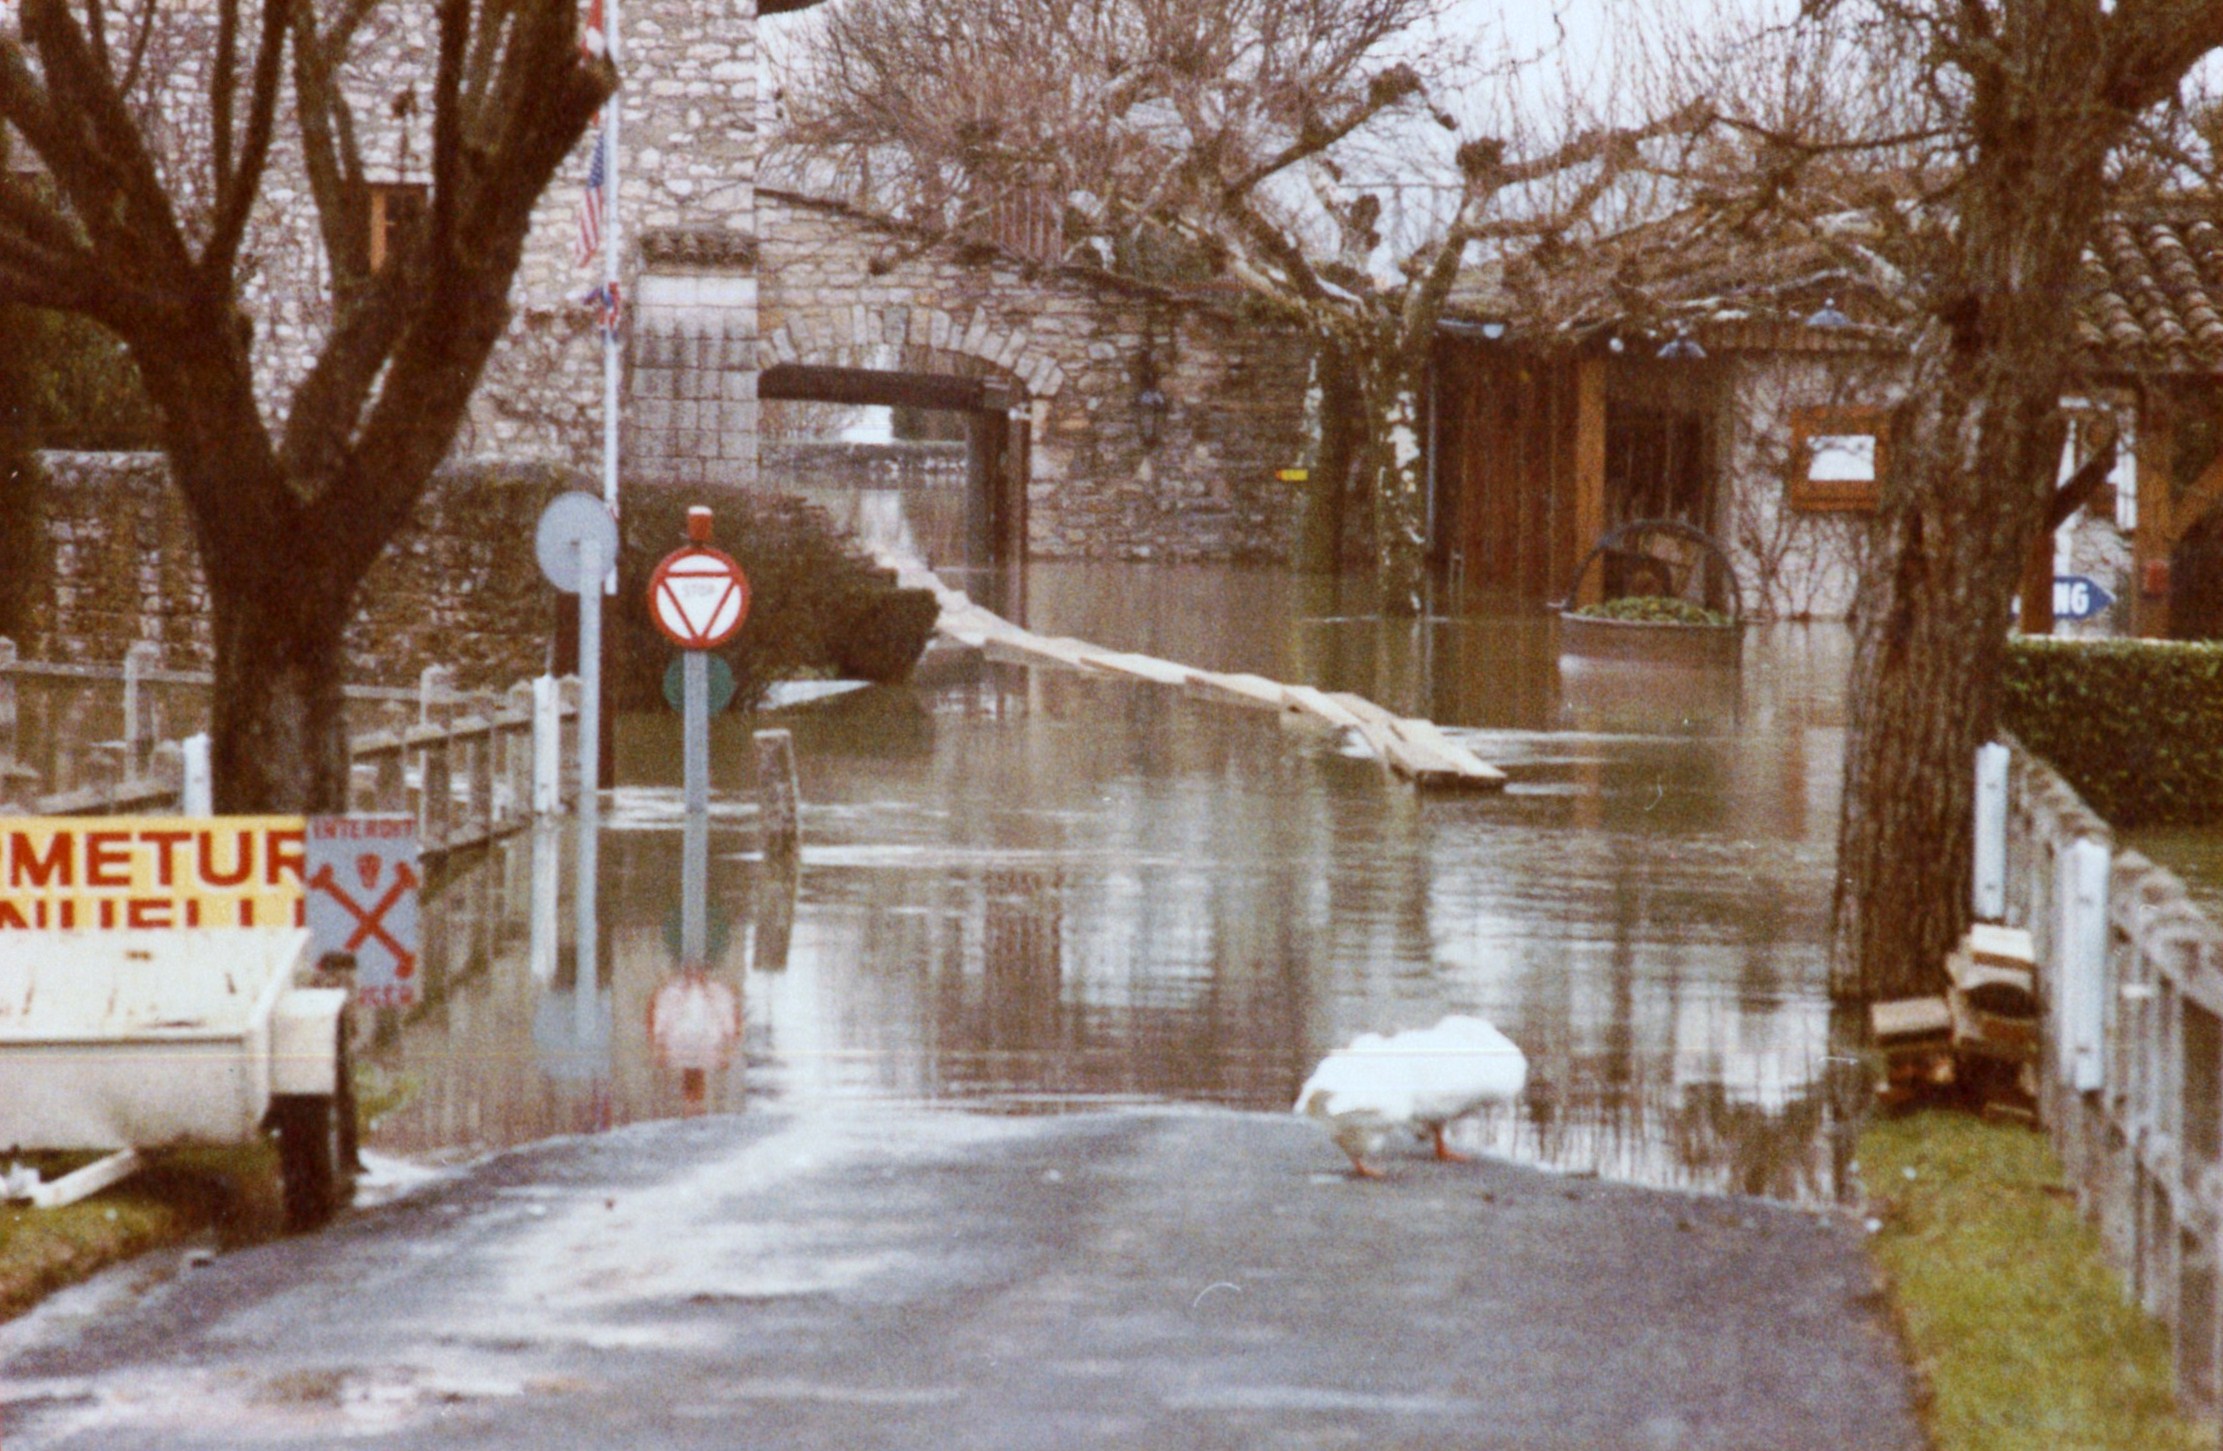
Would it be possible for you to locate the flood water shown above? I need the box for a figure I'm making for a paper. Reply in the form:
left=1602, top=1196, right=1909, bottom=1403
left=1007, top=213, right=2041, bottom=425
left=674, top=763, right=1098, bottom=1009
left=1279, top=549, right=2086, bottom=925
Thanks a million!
left=343, top=562, right=1862, bottom=1205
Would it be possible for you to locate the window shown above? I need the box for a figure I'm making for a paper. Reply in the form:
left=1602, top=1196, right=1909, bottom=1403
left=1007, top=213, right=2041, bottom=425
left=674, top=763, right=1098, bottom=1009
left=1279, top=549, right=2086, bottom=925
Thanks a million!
left=368, top=183, right=427, bottom=274
left=1789, top=405, right=1891, bottom=511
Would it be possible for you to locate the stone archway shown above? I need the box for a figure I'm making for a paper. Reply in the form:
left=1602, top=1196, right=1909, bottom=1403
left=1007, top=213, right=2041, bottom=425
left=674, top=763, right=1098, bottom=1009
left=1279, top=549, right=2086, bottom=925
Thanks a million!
left=757, top=358, right=1032, bottom=569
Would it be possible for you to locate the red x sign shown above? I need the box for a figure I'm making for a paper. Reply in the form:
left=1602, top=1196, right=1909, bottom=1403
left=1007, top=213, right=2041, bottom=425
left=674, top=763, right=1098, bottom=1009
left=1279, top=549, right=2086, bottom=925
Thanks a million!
left=648, top=545, right=750, bottom=650
left=304, top=816, right=421, bottom=1010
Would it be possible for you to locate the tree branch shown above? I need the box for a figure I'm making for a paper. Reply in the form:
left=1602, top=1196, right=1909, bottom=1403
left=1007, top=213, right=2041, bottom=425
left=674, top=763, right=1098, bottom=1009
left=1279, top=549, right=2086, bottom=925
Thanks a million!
left=202, top=0, right=290, bottom=284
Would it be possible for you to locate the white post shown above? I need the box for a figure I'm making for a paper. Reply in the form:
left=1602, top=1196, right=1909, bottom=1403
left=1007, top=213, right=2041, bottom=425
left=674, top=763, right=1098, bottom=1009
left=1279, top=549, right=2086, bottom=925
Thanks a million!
left=1974, top=742, right=2009, bottom=921
left=531, top=674, right=562, bottom=814
left=419, top=664, right=455, bottom=725
left=122, top=641, right=160, bottom=779
left=601, top=0, right=624, bottom=554
left=182, top=733, right=213, bottom=816
left=529, top=818, right=561, bottom=985
left=2054, top=836, right=2112, bottom=1092
left=574, top=537, right=604, bottom=1013
left=681, top=650, right=709, bottom=964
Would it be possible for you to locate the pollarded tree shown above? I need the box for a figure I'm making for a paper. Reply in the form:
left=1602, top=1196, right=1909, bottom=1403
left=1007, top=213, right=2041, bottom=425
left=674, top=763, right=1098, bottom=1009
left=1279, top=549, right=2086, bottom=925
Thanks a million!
left=776, top=0, right=1705, bottom=612
left=0, top=0, right=611, bottom=811
left=1666, top=0, right=2223, bottom=999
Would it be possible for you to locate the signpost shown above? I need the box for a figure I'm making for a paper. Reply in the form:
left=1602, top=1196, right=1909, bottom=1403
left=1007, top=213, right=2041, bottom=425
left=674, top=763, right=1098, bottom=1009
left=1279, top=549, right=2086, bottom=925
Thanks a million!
left=651, top=507, right=750, bottom=966
left=2052, top=575, right=2116, bottom=622
left=304, top=814, right=421, bottom=1009
left=535, top=491, right=619, bottom=1011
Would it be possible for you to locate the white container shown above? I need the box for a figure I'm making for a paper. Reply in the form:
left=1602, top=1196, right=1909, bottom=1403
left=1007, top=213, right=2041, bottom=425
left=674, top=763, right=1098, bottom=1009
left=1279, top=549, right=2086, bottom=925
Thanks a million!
left=0, top=929, right=322, bottom=1150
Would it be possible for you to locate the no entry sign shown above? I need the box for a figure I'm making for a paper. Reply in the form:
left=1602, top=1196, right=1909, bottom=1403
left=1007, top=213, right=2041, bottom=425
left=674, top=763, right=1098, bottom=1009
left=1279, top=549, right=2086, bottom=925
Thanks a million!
left=304, top=814, right=421, bottom=1010
left=648, top=545, right=750, bottom=650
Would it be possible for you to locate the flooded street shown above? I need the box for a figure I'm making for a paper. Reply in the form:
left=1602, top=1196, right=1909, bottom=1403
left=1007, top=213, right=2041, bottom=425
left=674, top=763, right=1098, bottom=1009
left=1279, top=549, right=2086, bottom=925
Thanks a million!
left=360, top=564, right=1860, bottom=1205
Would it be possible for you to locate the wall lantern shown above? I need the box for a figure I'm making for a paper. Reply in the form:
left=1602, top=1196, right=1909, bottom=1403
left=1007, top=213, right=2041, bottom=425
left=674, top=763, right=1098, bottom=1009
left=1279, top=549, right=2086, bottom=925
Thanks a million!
left=1805, top=297, right=1854, bottom=330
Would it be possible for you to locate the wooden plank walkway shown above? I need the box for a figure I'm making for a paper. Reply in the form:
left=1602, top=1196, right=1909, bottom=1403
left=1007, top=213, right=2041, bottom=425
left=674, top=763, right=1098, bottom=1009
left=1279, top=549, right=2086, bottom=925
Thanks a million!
left=882, top=554, right=1505, bottom=791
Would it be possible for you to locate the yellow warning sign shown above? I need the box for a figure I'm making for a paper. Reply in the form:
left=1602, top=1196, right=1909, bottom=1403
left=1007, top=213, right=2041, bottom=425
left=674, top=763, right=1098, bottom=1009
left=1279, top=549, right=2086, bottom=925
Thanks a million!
left=0, top=817, right=307, bottom=931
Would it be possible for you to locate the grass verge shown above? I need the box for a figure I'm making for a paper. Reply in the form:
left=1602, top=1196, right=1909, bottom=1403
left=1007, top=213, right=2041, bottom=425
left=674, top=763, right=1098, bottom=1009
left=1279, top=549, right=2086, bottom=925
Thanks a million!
left=0, top=1146, right=284, bottom=1322
left=1861, top=1110, right=2212, bottom=1451
left=0, top=1063, right=409, bottom=1324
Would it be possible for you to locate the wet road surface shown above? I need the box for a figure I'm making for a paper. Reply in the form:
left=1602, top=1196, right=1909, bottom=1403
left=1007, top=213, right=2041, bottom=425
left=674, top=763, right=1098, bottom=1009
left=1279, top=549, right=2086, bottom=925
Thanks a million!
left=0, top=1106, right=1921, bottom=1450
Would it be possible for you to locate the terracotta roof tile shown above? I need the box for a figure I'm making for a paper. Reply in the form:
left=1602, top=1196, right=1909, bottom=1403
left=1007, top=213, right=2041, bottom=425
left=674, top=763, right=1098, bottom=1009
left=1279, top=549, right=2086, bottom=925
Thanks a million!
left=2079, top=213, right=2223, bottom=372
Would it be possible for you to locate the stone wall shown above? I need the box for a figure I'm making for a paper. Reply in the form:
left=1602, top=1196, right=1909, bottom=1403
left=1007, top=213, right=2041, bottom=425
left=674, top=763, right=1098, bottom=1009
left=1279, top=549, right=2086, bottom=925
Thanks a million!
left=757, top=191, right=1314, bottom=562
left=20, top=453, right=577, bottom=690
left=104, top=1, right=760, bottom=472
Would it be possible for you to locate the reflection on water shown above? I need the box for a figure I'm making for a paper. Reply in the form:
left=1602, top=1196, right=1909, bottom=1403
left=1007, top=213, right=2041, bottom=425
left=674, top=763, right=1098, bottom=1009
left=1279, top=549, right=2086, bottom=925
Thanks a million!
left=360, top=566, right=1862, bottom=1204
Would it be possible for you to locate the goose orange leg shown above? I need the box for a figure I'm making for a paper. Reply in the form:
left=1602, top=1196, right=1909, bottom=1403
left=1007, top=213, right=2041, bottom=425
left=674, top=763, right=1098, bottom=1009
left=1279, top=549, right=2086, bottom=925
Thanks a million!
left=1345, top=1152, right=1384, bottom=1180
left=1430, top=1125, right=1471, bottom=1163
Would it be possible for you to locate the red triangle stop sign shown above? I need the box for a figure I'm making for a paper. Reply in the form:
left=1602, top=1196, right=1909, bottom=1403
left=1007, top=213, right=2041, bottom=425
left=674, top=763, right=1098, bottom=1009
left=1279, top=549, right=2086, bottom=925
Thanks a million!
left=649, top=546, right=751, bottom=649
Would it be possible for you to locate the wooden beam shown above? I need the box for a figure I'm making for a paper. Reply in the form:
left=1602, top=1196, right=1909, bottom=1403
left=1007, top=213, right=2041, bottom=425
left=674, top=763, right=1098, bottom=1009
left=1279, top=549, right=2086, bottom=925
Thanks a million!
left=1572, top=357, right=1607, bottom=607
left=2135, top=390, right=2176, bottom=639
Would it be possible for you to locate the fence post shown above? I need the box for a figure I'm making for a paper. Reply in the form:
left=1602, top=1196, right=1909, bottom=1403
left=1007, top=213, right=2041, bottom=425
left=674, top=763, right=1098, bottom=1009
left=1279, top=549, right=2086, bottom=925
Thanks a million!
left=754, top=728, right=801, bottom=860
left=420, top=664, right=456, bottom=726
left=532, top=674, right=562, bottom=814
left=2055, top=836, right=2113, bottom=1093
left=464, top=718, right=493, bottom=843
left=121, top=641, right=161, bottom=779
left=0, top=637, right=16, bottom=768
left=182, top=733, right=213, bottom=815
left=1975, top=741, right=2009, bottom=921
left=411, top=724, right=451, bottom=849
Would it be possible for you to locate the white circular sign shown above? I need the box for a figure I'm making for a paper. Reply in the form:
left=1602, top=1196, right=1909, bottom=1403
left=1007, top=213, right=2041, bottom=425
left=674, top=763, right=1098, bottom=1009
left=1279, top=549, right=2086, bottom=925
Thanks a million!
left=535, top=493, right=619, bottom=594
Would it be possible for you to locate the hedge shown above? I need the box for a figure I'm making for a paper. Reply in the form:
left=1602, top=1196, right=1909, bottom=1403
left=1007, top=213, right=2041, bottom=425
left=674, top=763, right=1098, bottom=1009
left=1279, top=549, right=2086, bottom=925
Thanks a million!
left=1999, top=636, right=2223, bottom=828
left=610, top=483, right=940, bottom=712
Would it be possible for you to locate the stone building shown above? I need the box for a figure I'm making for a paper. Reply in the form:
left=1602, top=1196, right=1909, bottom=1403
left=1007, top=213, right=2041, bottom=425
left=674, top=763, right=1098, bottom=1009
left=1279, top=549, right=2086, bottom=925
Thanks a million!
left=101, top=0, right=1314, bottom=569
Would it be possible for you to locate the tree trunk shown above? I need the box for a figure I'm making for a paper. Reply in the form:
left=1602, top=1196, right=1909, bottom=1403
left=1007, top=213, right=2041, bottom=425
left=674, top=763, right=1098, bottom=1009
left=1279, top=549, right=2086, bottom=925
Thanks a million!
left=1829, top=73, right=2110, bottom=999
left=1313, top=341, right=1367, bottom=573
left=205, top=558, right=358, bottom=816
left=1353, top=340, right=1428, bottom=618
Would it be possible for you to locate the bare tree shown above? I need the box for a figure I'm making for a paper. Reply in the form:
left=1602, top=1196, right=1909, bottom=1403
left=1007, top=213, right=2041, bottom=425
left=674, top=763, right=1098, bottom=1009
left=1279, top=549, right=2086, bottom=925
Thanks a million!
left=1656, top=0, right=2223, bottom=999
left=777, top=0, right=1705, bottom=613
left=0, top=0, right=610, bottom=811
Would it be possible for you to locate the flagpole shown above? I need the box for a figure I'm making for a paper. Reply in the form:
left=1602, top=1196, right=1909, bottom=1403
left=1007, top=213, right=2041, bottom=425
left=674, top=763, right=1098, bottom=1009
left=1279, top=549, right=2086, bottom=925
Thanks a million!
left=602, top=0, right=623, bottom=538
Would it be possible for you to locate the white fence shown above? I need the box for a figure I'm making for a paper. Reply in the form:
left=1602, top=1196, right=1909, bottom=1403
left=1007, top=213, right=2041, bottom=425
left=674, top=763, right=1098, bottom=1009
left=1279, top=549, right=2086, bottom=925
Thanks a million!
left=2002, top=735, right=2223, bottom=1415
left=0, top=639, right=582, bottom=857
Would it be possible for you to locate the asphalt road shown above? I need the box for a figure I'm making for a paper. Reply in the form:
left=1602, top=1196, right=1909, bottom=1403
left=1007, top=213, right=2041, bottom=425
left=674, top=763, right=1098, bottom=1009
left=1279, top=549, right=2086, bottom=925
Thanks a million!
left=0, top=1106, right=1924, bottom=1450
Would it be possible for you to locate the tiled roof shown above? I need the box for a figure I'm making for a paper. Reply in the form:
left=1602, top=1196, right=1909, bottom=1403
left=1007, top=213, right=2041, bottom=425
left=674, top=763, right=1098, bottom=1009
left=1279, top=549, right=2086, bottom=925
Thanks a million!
left=1453, top=205, right=2223, bottom=376
left=2075, top=215, right=2223, bottom=372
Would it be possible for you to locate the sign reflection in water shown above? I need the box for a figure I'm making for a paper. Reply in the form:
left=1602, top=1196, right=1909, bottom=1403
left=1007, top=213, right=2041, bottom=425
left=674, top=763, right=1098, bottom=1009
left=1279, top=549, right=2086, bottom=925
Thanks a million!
left=360, top=582, right=1858, bottom=1205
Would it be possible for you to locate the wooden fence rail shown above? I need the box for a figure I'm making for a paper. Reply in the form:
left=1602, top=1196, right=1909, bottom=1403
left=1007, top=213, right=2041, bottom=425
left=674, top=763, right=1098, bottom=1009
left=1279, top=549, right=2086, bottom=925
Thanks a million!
left=2004, top=734, right=2223, bottom=1416
left=0, top=639, right=582, bottom=861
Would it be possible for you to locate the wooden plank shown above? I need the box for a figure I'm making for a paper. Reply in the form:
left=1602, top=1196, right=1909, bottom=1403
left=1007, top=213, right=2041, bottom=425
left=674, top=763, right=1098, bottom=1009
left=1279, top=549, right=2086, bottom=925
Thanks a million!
left=1326, top=691, right=1402, bottom=729
left=1872, top=996, right=1954, bottom=1044
left=1184, top=671, right=1291, bottom=710
left=1282, top=685, right=1370, bottom=733
left=1388, top=716, right=1509, bottom=787
left=1572, top=356, right=1607, bottom=608
left=1076, top=650, right=1194, bottom=686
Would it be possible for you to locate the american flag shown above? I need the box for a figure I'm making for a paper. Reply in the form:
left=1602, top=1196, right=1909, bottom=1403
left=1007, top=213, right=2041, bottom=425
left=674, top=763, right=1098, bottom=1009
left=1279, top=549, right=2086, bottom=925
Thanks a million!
left=572, top=125, right=606, bottom=268
left=581, top=0, right=606, bottom=58
left=580, top=281, right=622, bottom=341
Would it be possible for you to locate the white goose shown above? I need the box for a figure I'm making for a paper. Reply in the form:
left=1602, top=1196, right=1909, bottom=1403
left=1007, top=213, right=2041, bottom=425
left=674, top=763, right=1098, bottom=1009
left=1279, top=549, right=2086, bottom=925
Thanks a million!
left=1295, top=1015, right=1528, bottom=1178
